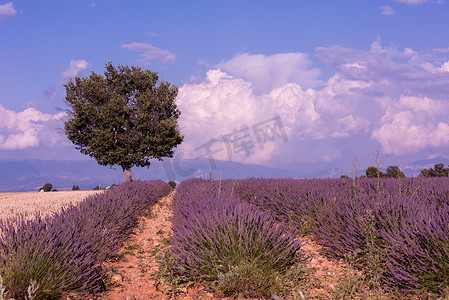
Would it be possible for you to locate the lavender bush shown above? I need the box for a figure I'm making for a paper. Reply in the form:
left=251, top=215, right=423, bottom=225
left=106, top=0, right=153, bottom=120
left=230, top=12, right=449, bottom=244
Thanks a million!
left=171, top=178, right=305, bottom=298
left=380, top=196, right=449, bottom=293
left=0, top=180, right=171, bottom=299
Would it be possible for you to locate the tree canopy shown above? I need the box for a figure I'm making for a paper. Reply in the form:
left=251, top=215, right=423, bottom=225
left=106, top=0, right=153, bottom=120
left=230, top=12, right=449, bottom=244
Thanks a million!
left=420, top=163, right=449, bottom=177
left=366, top=166, right=382, bottom=178
left=384, top=165, right=406, bottom=178
left=64, top=62, right=183, bottom=182
left=365, top=165, right=405, bottom=178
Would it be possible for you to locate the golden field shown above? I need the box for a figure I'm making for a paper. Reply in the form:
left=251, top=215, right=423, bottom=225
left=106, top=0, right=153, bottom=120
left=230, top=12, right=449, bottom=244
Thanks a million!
left=0, top=190, right=103, bottom=222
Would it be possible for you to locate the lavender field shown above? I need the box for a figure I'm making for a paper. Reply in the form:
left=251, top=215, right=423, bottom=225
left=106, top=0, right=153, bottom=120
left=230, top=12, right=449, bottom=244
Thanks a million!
left=1, top=177, right=449, bottom=299
left=171, top=177, right=449, bottom=298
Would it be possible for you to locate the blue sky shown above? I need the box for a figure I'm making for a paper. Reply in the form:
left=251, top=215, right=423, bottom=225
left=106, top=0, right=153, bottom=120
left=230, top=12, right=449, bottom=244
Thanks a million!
left=1, top=0, right=449, bottom=173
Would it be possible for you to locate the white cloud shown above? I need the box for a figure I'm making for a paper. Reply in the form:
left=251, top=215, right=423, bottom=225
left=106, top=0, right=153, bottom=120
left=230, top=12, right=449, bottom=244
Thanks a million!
left=344, top=62, right=367, bottom=70
left=216, top=52, right=322, bottom=94
left=176, top=70, right=266, bottom=163
left=371, top=94, right=449, bottom=155
left=0, top=105, right=66, bottom=150
left=440, top=61, right=449, bottom=72
left=317, top=42, right=449, bottom=99
left=331, top=115, right=370, bottom=138
left=62, top=60, right=90, bottom=79
left=397, top=95, right=446, bottom=114
left=394, top=0, right=428, bottom=4
left=178, top=42, right=449, bottom=163
left=372, top=111, right=449, bottom=155
left=121, top=42, right=176, bottom=65
left=381, top=6, right=395, bottom=15
left=316, top=41, right=449, bottom=156
left=269, top=83, right=319, bottom=124
left=0, top=2, right=17, bottom=21
left=175, top=68, right=377, bottom=164
left=176, top=70, right=313, bottom=164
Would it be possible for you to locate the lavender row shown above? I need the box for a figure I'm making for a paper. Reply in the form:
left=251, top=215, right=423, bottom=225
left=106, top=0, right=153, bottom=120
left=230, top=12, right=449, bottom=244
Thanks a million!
left=217, top=177, right=449, bottom=294
left=171, top=178, right=305, bottom=297
left=0, top=180, right=171, bottom=299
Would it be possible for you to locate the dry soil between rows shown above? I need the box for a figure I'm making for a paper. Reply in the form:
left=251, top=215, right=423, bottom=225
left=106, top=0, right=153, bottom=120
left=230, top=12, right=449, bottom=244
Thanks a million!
left=99, top=191, right=221, bottom=300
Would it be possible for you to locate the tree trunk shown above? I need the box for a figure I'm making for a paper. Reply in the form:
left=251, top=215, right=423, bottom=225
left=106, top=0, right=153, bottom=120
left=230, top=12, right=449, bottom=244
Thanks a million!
left=122, top=166, right=132, bottom=183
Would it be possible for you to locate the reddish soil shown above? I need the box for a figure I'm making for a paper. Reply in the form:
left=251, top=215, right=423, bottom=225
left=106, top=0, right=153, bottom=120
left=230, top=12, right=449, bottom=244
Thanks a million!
left=101, top=191, right=177, bottom=300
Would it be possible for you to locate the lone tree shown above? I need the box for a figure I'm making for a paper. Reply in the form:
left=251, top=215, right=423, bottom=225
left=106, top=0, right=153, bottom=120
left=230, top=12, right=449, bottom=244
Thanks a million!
left=39, top=183, right=53, bottom=192
left=366, top=166, right=383, bottom=178
left=64, top=62, right=183, bottom=182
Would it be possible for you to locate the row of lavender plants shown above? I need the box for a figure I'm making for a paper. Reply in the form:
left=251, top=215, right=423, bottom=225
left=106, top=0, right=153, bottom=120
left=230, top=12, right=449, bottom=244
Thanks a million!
left=0, top=180, right=171, bottom=300
left=218, top=177, right=449, bottom=294
left=171, top=178, right=305, bottom=298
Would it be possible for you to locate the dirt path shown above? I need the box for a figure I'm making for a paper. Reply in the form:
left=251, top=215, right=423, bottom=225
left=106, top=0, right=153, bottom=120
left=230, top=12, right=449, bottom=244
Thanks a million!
left=101, top=191, right=218, bottom=300
left=101, top=191, right=175, bottom=300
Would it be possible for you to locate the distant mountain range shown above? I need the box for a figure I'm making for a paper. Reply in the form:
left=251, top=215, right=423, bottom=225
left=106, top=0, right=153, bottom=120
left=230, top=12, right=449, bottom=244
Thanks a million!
left=403, top=157, right=449, bottom=171
left=0, top=156, right=447, bottom=192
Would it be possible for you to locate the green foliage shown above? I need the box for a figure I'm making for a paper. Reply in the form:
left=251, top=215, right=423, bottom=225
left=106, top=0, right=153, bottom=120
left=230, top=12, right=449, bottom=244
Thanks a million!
left=420, top=163, right=449, bottom=177
left=384, top=165, right=406, bottom=178
left=39, top=183, right=53, bottom=192
left=365, top=166, right=383, bottom=178
left=216, top=262, right=287, bottom=298
left=92, top=185, right=102, bottom=190
left=72, top=185, right=80, bottom=191
left=156, top=242, right=306, bottom=299
left=0, top=274, right=38, bottom=300
left=168, top=180, right=177, bottom=189
left=366, top=166, right=406, bottom=179
left=63, top=62, right=183, bottom=182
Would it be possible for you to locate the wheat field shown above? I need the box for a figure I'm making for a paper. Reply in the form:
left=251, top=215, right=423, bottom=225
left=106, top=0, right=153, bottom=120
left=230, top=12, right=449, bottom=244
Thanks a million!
left=0, top=190, right=103, bottom=222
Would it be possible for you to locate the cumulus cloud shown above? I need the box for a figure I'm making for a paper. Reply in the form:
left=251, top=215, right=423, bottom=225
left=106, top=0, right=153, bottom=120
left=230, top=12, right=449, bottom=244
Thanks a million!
left=440, top=61, right=449, bottom=72
left=371, top=95, right=449, bottom=155
left=317, top=41, right=449, bottom=156
left=175, top=68, right=373, bottom=164
left=316, top=42, right=449, bottom=99
left=0, top=105, right=66, bottom=150
left=176, top=70, right=272, bottom=164
left=372, top=111, right=449, bottom=155
left=62, top=59, right=90, bottom=79
left=216, top=52, right=322, bottom=94
left=176, top=41, right=449, bottom=164
left=0, top=2, right=17, bottom=20
left=121, top=42, right=176, bottom=65
left=331, top=115, right=370, bottom=138
left=381, top=6, right=395, bottom=15
left=397, top=95, right=446, bottom=114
